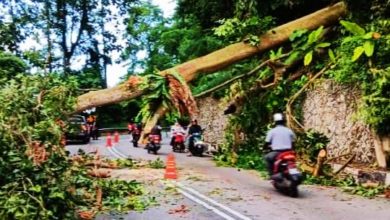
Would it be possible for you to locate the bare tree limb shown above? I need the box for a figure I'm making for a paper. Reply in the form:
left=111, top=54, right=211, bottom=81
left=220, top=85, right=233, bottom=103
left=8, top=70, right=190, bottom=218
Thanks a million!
left=333, top=154, right=356, bottom=175
left=286, top=64, right=334, bottom=132
left=194, top=53, right=290, bottom=98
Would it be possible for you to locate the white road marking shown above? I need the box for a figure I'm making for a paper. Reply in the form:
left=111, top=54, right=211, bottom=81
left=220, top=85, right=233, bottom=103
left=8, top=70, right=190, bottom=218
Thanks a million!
left=107, top=147, right=126, bottom=159
left=175, top=182, right=252, bottom=220
left=177, top=188, right=237, bottom=220
left=111, top=146, right=129, bottom=159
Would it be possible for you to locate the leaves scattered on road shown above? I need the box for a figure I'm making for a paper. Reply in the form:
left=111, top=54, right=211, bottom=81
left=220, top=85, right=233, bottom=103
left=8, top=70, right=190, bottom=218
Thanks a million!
left=168, top=204, right=190, bottom=215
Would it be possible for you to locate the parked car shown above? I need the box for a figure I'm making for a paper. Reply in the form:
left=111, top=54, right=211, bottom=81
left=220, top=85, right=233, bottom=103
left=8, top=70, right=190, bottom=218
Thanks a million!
left=65, top=115, right=90, bottom=144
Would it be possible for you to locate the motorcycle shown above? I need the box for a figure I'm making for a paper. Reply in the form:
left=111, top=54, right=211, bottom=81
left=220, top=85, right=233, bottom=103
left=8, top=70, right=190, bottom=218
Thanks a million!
left=131, top=128, right=141, bottom=147
left=188, top=132, right=207, bottom=156
left=146, top=134, right=161, bottom=154
left=172, top=132, right=186, bottom=153
left=271, top=150, right=303, bottom=197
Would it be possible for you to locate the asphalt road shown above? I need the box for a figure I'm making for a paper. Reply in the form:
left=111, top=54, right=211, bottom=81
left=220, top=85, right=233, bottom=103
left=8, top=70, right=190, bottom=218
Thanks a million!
left=66, top=134, right=390, bottom=220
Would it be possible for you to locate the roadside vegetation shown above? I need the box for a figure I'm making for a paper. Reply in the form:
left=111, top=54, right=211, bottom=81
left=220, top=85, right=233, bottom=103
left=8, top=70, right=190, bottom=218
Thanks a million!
left=0, top=0, right=389, bottom=219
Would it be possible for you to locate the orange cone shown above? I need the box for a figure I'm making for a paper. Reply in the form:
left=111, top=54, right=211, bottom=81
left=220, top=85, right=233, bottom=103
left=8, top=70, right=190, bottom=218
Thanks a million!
left=167, top=153, right=174, bottom=160
left=106, top=133, right=112, bottom=147
left=164, top=154, right=178, bottom=179
left=114, top=131, right=119, bottom=143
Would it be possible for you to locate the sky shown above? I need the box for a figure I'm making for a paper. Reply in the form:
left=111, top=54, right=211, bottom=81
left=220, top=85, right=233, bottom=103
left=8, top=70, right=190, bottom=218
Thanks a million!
left=106, top=0, right=176, bottom=87
left=11, top=0, right=176, bottom=88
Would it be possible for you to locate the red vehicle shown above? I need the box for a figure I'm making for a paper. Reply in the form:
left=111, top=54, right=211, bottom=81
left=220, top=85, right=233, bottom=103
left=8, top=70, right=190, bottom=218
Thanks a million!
left=271, top=150, right=302, bottom=197
left=129, top=123, right=141, bottom=147
left=146, top=134, right=161, bottom=154
left=172, top=132, right=186, bottom=153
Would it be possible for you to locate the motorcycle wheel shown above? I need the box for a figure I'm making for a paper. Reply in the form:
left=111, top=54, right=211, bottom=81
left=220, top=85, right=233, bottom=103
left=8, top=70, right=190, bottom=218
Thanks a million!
left=180, top=143, right=185, bottom=153
left=289, top=184, right=299, bottom=198
left=133, top=140, right=138, bottom=147
left=147, top=145, right=151, bottom=154
left=195, top=145, right=203, bottom=157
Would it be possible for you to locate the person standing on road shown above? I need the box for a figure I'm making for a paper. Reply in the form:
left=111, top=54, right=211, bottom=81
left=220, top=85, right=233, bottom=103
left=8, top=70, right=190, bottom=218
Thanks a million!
left=264, top=113, right=296, bottom=177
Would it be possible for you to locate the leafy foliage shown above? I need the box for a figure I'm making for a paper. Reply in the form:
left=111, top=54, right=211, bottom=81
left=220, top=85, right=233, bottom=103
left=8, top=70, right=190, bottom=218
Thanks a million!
left=0, top=52, right=27, bottom=82
left=0, top=73, right=79, bottom=219
left=327, top=20, right=390, bottom=134
left=295, top=130, right=329, bottom=163
left=304, top=174, right=389, bottom=198
left=147, top=158, right=165, bottom=169
left=285, top=26, right=331, bottom=66
left=0, top=70, right=148, bottom=219
left=340, top=20, right=379, bottom=61
left=213, top=16, right=275, bottom=45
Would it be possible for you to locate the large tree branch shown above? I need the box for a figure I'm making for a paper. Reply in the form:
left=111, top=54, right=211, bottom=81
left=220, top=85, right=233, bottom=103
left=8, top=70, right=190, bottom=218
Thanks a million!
left=75, top=2, right=347, bottom=112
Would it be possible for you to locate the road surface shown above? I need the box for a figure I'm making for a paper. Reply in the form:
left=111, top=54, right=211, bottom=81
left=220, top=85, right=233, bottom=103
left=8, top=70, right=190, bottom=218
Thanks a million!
left=66, top=134, right=390, bottom=220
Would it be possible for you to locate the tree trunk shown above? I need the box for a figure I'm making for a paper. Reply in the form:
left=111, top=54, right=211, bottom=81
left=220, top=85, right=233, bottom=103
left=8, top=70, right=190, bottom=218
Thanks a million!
left=140, top=106, right=168, bottom=144
left=373, top=134, right=389, bottom=168
left=76, top=2, right=347, bottom=113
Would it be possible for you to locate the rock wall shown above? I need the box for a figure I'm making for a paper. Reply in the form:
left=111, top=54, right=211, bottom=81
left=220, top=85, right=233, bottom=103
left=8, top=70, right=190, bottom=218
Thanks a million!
left=195, top=97, right=229, bottom=148
left=303, top=80, right=377, bottom=164
left=195, top=80, right=381, bottom=165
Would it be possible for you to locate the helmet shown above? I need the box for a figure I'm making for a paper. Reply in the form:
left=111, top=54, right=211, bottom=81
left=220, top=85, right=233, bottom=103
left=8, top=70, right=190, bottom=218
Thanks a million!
left=273, top=113, right=284, bottom=122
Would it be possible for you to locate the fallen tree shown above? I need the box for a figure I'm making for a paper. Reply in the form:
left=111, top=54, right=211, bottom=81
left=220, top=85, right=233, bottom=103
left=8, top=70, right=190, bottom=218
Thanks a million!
left=76, top=2, right=347, bottom=113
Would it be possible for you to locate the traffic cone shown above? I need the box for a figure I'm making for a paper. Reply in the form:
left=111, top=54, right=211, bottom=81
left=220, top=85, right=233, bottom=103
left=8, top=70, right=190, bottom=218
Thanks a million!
left=106, top=133, right=112, bottom=147
left=164, top=154, right=178, bottom=179
left=114, top=131, right=119, bottom=143
left=167, top=153, right=174, bottom=160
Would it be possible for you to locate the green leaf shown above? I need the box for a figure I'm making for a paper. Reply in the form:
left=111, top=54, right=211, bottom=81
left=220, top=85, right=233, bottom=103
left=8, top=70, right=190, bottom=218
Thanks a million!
left=49, top=192, right=65, bottom=200
left=289, top=29, right=308, bottom=41
left=328, top=49, right=336, bottom=63
left=306, top=26, right=324, bottom=45
left=304, top=51, right=313, bottom=66
left=341, top=36, right=357, bottom=44
left=363, top=41, right=375, bottom=57
left=362, top=32, right=374, bottom=39
left=29, top=185, right=42, bottom=193
left=315, top=42, right=331, bottom=48
left=352, top=46, right=365, bottom=61
left=340, top=20, right=366, bottom=36
left=270, top=47, right=283, bottom=60
left=284, top=51, right=301, bottom=65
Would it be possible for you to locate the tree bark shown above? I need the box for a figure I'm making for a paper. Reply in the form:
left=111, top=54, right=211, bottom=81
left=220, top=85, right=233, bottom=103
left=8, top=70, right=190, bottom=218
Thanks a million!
left=75, top=2, right=347, bottom=113
left=373, top=134, right=389, bottom=168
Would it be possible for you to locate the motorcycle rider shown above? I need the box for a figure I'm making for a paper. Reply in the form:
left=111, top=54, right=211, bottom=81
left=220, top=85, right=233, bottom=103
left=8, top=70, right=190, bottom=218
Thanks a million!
left=128, top=120, right=142, bottom=146
left=187, top=119, right=202, bottom=155
left=128, top=120, right=142, bottom=134
left=264, top=113, right=296, bottom=177
left=150, top=123, right=162, bottom=140
left=170, top=122, right=186, bottom=147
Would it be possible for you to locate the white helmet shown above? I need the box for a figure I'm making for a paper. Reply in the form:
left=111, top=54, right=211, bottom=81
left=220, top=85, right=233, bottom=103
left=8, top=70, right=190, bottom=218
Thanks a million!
left=273, top=113, right=284, bottom=122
